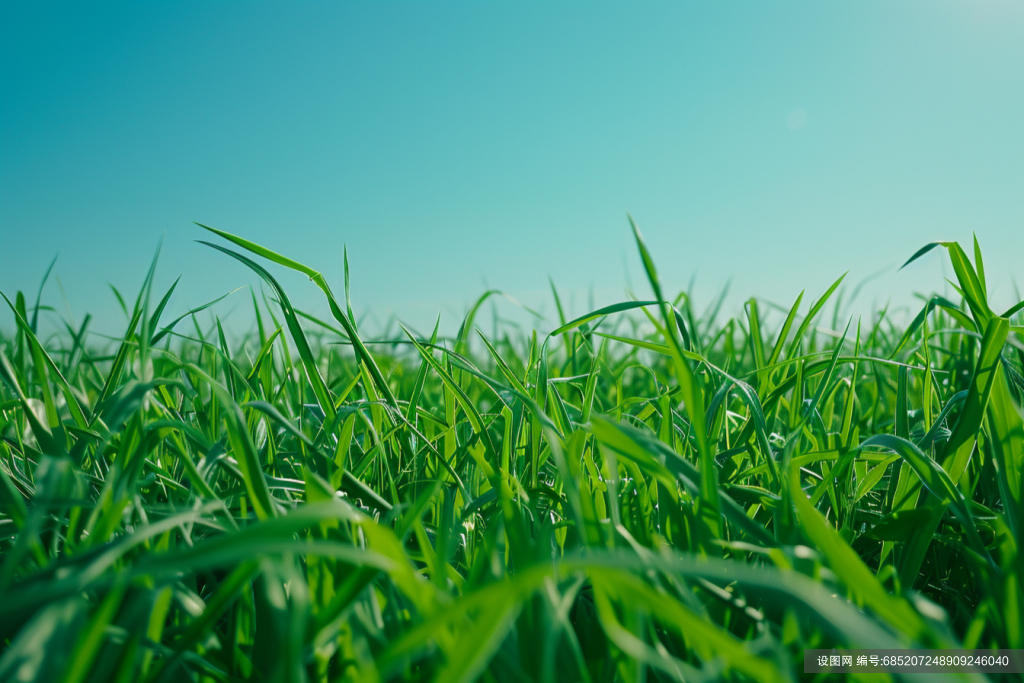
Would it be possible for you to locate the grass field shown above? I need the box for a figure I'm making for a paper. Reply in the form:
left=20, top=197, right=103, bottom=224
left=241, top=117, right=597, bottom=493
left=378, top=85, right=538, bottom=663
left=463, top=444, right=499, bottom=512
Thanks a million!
left=1, top=220, right=1022, bottom=683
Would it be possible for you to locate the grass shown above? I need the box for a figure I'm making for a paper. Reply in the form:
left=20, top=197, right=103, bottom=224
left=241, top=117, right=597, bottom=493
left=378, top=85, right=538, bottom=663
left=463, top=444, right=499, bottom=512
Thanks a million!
left=1, top=219, right=1022, bottom=683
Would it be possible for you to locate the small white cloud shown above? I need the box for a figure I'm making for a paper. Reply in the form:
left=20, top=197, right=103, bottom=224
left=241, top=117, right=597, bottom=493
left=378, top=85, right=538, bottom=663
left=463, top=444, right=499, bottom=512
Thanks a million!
left=787, top=108, right=808, bottom=130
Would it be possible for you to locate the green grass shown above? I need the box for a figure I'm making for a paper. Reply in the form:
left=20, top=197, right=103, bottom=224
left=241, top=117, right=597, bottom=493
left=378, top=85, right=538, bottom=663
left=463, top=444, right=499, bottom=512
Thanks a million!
left=1, top=221, right=1022, bottom=683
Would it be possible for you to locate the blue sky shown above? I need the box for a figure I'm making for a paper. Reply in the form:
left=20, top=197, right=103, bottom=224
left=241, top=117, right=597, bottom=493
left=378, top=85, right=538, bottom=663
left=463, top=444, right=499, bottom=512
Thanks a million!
left=1, top=1, right=1021, bottom=339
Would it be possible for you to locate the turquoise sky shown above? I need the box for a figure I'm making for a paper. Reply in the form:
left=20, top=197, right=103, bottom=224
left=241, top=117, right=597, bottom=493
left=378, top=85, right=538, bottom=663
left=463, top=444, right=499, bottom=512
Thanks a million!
left=1, top=1, right=1022, bottom=338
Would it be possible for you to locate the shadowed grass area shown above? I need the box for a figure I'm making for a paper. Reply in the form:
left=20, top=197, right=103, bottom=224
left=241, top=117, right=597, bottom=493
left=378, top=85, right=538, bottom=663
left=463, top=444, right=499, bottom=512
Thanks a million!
left=1, top=220, right=1022, bottom=682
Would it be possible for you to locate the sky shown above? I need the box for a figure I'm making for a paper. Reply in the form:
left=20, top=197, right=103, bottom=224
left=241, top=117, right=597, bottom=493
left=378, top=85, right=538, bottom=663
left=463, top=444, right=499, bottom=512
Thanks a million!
left=1, top=1, right=1022, bottom=341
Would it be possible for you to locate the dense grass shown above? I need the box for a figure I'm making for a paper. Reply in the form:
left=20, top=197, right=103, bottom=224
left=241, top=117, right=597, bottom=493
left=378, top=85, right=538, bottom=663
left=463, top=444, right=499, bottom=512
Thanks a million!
left=1, top=221, right=1022, bottom=683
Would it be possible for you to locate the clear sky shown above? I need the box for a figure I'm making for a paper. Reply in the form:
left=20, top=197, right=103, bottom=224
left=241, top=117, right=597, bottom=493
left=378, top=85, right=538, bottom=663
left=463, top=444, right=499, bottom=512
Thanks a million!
left=1, top=1, right=1022, bottom=339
